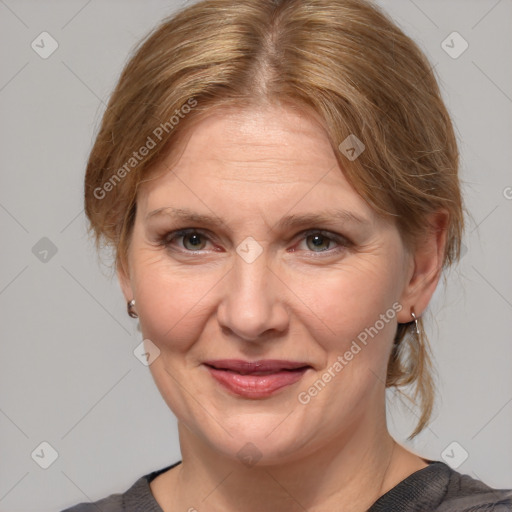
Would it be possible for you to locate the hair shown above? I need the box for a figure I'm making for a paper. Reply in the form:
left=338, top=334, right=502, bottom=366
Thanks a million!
left=84, top=0, right=464, bottom=438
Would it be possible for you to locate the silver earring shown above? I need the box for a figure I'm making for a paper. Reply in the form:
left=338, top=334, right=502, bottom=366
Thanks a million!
left=127, top=299, right=138, bottom=318
left=411, top=309, right=420, bottom=334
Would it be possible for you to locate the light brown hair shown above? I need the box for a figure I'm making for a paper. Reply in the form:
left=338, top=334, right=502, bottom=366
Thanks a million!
left=84, top=0, right=464, bottom=437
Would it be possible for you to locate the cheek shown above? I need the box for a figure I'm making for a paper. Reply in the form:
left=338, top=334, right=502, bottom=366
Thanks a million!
left=131, top=250, right=222, bottom=352
left=297, top=256, right=402, bottom=360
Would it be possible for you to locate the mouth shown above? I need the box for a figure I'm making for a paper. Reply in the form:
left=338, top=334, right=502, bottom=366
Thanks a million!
left=203, top=359, right=313, bottom=398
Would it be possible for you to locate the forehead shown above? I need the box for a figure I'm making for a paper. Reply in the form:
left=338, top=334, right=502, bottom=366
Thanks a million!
left=168, top=105, right=336, bottom=174
left=137, top=105, right=374, bottom=220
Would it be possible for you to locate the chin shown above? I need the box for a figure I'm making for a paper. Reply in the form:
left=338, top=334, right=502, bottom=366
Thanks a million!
left=185, top=411, right=318, bottom=467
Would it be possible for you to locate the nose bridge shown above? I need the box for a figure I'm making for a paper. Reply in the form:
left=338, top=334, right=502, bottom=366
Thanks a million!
left=235, top=256, right=267, bottom=297
left=218, top=250, right=287, bottom=340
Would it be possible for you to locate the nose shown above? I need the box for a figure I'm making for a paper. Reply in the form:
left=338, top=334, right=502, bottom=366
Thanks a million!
left=216, top=252, right=289, bottom=342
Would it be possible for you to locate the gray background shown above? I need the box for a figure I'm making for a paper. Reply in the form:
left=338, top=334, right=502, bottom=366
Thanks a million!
left=0, top=0, right=511, bottom=510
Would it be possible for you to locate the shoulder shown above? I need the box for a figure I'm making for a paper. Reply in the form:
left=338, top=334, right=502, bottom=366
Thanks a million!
left=60, top=462, right=181, bottom=512
left=369, top=460, right=512, bottom=512
left=437, top=462, right=512, bottom=511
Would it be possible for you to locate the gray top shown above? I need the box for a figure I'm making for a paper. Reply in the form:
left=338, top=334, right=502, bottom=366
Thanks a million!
left=61, top=460, right=512, bottom=511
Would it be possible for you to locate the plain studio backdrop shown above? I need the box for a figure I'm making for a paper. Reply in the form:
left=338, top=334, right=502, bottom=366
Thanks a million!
left=0, top=1, right=511, bottom=511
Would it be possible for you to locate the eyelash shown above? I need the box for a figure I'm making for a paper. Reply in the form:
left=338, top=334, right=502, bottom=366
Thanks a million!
left=158, top=228, right=351, bottom=257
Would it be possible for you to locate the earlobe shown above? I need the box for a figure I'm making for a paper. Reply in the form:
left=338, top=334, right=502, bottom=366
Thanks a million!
left=397, top=210, right=449, bottom=323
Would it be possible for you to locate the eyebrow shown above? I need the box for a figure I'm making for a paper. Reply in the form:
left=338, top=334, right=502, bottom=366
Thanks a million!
left=145, top=207, right=370, bottom=230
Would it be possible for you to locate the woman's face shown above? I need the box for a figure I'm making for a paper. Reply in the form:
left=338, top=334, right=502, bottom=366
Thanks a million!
left=120, top=105, right=433, bottom=464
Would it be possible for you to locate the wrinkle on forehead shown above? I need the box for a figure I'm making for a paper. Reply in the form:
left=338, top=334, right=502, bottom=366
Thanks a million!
left=167, top=104, right=338, bottom=173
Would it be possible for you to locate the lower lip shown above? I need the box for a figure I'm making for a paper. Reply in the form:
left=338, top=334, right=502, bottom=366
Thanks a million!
left=205, top=366, right=309, bottom=398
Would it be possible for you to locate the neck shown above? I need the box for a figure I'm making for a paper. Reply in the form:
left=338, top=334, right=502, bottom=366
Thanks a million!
left=162, top=419, right=415, bottom=512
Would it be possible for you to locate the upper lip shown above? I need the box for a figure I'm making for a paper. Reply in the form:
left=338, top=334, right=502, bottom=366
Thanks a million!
left=203, top=359, right=312, bottom=373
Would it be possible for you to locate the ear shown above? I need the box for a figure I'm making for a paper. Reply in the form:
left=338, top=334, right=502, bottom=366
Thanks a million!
left=117, top=256, right=133, bottom=303
left=396, top=209, right=449, bottom=323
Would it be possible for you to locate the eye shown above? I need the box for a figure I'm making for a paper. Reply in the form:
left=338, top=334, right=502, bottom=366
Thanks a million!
left=161, top=229, right=213, bottom=252
left=305, top=233, right=333, bottom=251
left=182, top=232, right=207, bottom=250
left=294, top=230, right=350, bottom=254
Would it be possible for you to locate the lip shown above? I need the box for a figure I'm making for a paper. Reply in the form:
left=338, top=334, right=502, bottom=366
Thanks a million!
left=203, top=359, right=312, bottom=399
left=204, top=359, right=312, bottom=373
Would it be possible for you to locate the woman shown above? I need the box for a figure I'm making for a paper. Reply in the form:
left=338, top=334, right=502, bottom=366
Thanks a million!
left=63, top=0, right=512, bottom=510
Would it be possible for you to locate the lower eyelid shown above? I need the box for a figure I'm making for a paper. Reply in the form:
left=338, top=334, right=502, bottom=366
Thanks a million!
left=294, top=239, right=346, bottom=253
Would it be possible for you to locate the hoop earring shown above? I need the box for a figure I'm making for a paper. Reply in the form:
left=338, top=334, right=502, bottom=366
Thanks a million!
left=410, top=309, right=420, bottom=334
left=127, top=299, right=138, bottom=318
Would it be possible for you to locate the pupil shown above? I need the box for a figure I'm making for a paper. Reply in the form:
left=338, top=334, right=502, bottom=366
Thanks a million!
left=186, top=234, right=202, bottom=248
left=309, top=234, right=328, bottom=251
